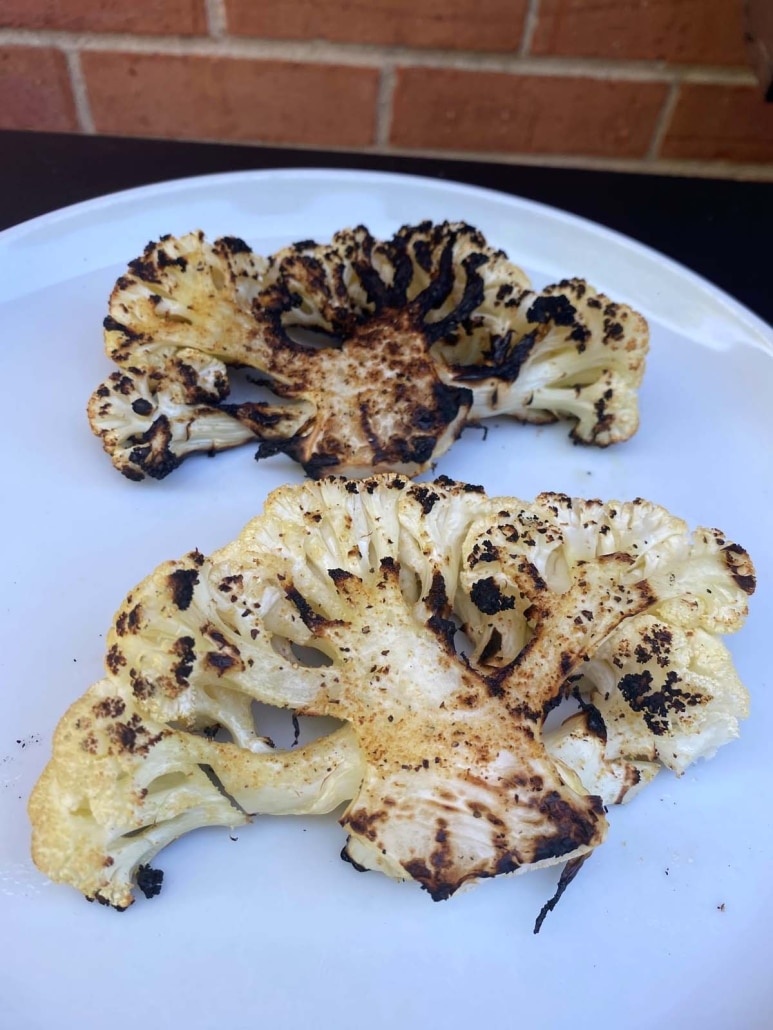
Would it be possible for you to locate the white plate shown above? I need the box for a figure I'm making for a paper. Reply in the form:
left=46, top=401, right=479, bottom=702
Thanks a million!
left=1, top=169, right=771, bottom=1030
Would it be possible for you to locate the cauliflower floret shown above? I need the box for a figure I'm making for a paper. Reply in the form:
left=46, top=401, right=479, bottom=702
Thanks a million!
left=88, top=367, right=313, bottom=482
left=437, top=278, right=648, bottom=445
left=580, top=617, right=750, bottom=775
left=29, top=678, right=363, bottom=909
left=88, top=233, right=317, bottom=480
left=30, top=477, right=753, bottom=909
left=102, top=231, right=267, bottom=369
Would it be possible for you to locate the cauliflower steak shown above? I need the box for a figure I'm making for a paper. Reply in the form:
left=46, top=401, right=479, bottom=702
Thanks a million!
left=29, top=477, right=754, bottom=912
left=88, top=222, right=648, bottom=481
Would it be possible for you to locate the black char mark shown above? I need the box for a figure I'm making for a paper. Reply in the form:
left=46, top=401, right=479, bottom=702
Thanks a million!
left=470, top=577, right=515, bottom=615
left=478, top=627, right=503, bottom=666
left=572, top=688, right=607, bottom=742
left=301, top=450, right=346, bottom=479
left=352, top=233, right=414, bottom=313
left=92, top=697, right=126, bottom=719
left=423, top=252, right=488, bottom=344
left=526, top=294, right=577, bottom=327
left=107, top=714, right=165, bottom=756
left=285, top=585, right=340, bottom=631
left=167, top=568, right=199, bottom=611
left=401, top=858, right=454, bottom=901
left=380, top=556, right=400, bottom=578
left=425, top=570, right=449, bottom=612
left=157, top=249, right=187, bottom=272
left=219, top=401, right=288, bottom=432
left=427, top=612, right=457, bottom=653
left=131, top=398, right=154, bottom=416
left=618, top=669, right=706, bottom=736
left=413, top=234, right=457, bottom=316
left=424, top=571, right=457, bottom=653
left=205, top=651, right=239, bottom=674
left=127, top=415, right=182, bottom=480
left=219, top=236, right=252, bottom=255
left=340, top=844, right=370, bottom=874
left=126, top=257, right=161, bottom=284
left=103, top=314, right=142, bottom=340
left=530, top=791, right=604, bottom=864
left=91, top=892, right=128, bottom=912
left=172, top=636, right=196, bottom=686
left=468, top=538, right=499, bottom=567
left=453, top=330, right=538, bottom=384
left=413, top=239, right=433, bottom=274
left=106, top=644, right=127, bottom=675
left=411, top=486, right=440, bottom=514
left=533, top=854, right=588, bottom=934
left=136, top=864, right=164, bottom=899
left=328, top=568, right=355, bottom=586
left=357, top=381, right=469, bottom=472
left=433, top=380, right=472, bottom=429
left=722, top=542, right=756, bottom=594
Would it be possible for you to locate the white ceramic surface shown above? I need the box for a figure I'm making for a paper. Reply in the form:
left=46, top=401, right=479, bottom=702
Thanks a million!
left=1, top=169, right=771, bottom=1030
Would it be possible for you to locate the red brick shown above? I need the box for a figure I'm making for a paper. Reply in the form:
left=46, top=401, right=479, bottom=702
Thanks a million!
left=745, top=0, right=773, bottom=97
left=0, top=0, right=207, bottom=35
left=531, top=0, right=748, bottom=66
left=660, top=83, right=773, bottom=162
left=225, top=0, right=528, bottom=52
left=391, top=68, right=668, bottom=158
left=0, top=46, right=77, bottom=132
left=82, top=52, right=379, bottom=147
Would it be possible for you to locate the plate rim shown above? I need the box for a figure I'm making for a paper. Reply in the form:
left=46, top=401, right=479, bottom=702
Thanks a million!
left=2, top=161, right=772, bottom=1030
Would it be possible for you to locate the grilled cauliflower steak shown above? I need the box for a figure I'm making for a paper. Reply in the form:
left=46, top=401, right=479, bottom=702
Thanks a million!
left=88, top=222, right=649, bottom=481
left=30, top=477, right=753, bottom=910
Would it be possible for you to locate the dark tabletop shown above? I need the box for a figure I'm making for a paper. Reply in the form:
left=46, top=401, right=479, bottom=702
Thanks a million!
left=1, top=130, right=771, bottom=324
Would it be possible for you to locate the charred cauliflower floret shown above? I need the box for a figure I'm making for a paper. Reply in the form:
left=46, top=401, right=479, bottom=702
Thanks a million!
left=435, top=278, right=648, bottom=445
left=87, top=223, right=649, bottom=481
left=87, top=231, right=312, bottom=480
left=29, top=477, right=753, bottom=912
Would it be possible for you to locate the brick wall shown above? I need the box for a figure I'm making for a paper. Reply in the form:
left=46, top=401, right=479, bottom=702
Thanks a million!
left=1, top=0, right=772, bottom=180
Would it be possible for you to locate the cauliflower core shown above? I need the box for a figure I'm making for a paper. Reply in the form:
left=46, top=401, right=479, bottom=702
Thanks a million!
left=29, top=477, right=754, bottom=910
left=88, top=223, right=648, bottom=481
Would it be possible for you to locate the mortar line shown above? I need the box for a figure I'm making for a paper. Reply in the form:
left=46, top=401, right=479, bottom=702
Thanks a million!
left=205, top=0, right=228, bottom=38
left=518, top=0, right=541, bottom=58
left=0, top=29, right=757, bottom=85
left=647, top=81, right=681, bottom=160
left=375, top=66, right=397, bottom=147
left=63, top=48, right=95, bottom=134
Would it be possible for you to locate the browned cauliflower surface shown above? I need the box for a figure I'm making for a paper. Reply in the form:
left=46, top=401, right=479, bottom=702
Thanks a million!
left=88, top=222, right=648, bottom=481
left=29, top=476, right=754, bottom=912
